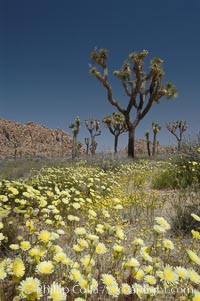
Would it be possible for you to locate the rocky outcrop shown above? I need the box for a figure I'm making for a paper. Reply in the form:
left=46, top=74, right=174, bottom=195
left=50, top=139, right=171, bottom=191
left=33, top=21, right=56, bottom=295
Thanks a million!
left=0, top=118, right=73, bottom=159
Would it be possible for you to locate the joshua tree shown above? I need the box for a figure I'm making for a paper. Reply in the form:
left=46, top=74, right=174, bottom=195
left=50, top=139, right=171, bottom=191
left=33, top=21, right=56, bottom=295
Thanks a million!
left=152, top=122, right=162, bottom=156
left=69, top=116, right=81, bottom=160
left=85, top=137, right=90, bottom=155
left=85, top=119, right=101, bottom=155
left=145, top=131, right=151, bottom=157
left=166, top=120, right=188, bottom=150
left=102, top=112, right=127, bottom=153
left=89, top=48, right=177, bottom=158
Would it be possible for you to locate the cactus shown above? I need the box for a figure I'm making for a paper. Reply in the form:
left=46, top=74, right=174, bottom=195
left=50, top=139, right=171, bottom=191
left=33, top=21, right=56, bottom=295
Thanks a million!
left=152, top=123, right=162, bottom=156
left=85, top=119, right=101, bottom=155
left=90, top=48, right=177, bottom=158
left=69, top=116, right=81, bottom=160
left=102, top=112, right=127, bottom=153
left=166, top=120, right=188, bottom=150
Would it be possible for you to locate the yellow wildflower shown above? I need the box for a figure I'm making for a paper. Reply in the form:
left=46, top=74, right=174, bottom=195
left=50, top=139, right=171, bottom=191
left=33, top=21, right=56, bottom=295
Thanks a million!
left=19, top=277, right=41, bottom=298
left=187, top=249, right=200, bottom=265
left=121, top=283, right=132, bottom=295
left=49, top=282, right=66, bottom=301
left=193, top=290, right=200, bottom=301
left=13, top=258, right=25, bottom=278
left=20, top=241, right=31, bottom=251
left=113, top=244, right=124, bottom=253
left=36, top=261, right=54, bottom=274
left=163, top=239, right=175, bottom=250
left=192, top=230, right=200, bottom=239
left=96, top=243, right=107, bottom=254
left=102, top=274, right=117, bottom=286
left=191, top=214, right=200, bottom=222
left=38, top=230, right=51, bottom=242
left=107, top=285, right=120, bottom=298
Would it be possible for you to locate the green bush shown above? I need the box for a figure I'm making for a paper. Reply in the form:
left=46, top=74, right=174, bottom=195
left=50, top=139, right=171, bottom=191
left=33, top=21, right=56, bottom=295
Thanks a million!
left=152, top=134, right=200, bottom=189
left=176, top=134, right=200, bottom=187
left=170, top=189, right=200, bottom=234
left=152, top=165, right=179, bottom=189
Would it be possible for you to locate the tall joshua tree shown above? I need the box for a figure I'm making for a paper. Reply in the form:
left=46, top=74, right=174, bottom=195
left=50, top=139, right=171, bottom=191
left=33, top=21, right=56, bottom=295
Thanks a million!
left=69, top=116, right=81, bottom=160
left=102, top=112, right=127, bottom=153
left=152, top=122, right=162, bottom=156
left=145, top=131, right=151, bottom=157
left=89, top=48, right=177, bottom=158
left=85, top=119, right=101, bottom=155
left=166, top=120, right=188, bottom=150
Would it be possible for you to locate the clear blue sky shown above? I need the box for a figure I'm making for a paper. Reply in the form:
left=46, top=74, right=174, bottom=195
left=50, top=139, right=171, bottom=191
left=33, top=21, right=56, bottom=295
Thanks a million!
left=1, top=0, right=200, bottom=150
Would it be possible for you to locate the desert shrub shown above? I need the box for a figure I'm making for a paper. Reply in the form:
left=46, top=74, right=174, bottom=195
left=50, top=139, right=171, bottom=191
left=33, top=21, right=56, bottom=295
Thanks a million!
left=175, top=134, right=200, bottom=187
left=152, top=162, right=179, bottom=189
left=172, top=203, right=200, bottom=234
left=170, top=189, right=200, bottom=234
left=152, top=139, right=200, bottom=189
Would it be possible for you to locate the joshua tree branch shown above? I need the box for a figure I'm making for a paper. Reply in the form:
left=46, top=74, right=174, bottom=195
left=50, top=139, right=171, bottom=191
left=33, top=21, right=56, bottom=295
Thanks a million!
left=93, top=71, right=125, bottom=114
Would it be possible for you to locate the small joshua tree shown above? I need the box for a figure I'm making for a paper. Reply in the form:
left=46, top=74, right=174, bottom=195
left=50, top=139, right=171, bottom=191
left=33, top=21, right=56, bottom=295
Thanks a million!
left=102, top=112, right=127, bottom=153
left=69, top=116, right=81, bottom=160
left=145, top=131, right=151, bottom=157
left=89, top=48, right=177, bottom=158
left=152, top=122, right=162, bottom=156
left=85, top=119, right=101, bottom=155
left=85, top=137, right=90, bottom=155
left=166, top=120, right=188, bottom=150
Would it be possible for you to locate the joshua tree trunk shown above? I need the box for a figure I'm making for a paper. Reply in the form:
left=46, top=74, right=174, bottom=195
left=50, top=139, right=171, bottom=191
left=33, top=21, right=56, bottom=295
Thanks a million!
left=14, top=148, right=17, bottom=159
left=69, top=116, right=81, bottom=161
left=128, top=127, right=135, bottom=158
left=157, top=140, right=159, bottom=155
left=85, top=119, right=101, bottom=156
left=86, top=144, right=89, bottom=155
left=152, top=133, right=157, bottom=156
left=90, top=136, right=94, bottom=155
left=85, top=138, right=90, bottom=155
left=147, top=140, right=151, bottom=157
left=145, top=131, right=151, bottom=157
left=177, top=139, right=181, bottom=151
left=72, top=134, right=77, bottom=160
left=114, top=135, right=119, bottom=153
left=91, top=140, right=97, bottom=155
left=147, top=141, right=151, bottom=156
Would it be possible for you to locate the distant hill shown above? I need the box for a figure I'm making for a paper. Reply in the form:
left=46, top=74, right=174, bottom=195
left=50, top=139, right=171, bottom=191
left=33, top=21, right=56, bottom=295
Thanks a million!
left=0, top=118, right=73, bottom=159
left=0, top=118, right=174, bottom=159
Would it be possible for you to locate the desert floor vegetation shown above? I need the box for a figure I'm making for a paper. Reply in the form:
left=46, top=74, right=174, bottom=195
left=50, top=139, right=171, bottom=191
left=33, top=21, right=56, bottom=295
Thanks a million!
left=0, top=146, right=200, bottom=301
